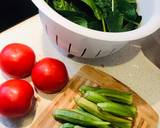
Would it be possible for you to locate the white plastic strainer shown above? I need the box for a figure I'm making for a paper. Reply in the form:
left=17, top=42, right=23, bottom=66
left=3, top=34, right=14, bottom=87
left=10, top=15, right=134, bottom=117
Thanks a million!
left=32, top=0, right=160, bottom=58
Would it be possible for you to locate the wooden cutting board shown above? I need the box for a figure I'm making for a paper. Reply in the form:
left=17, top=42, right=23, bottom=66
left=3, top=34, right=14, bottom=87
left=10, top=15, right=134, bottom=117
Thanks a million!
left=31, top=65, right=159, bottom=128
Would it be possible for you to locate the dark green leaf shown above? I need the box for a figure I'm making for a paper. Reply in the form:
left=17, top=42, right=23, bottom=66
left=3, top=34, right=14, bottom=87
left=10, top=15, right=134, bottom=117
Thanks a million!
left=135, top=15, right=142, bottom=23
left=58, top=11, right=88, bottom=27
left=88, top=20, right=103, bottom=31
left=93, top=0, right=112, bottom=18
left=122, top=23, right=136, bottom=31
left=70, top=17, right=88, bottom=27
left=80, top=0, right=107, bottom=31
left=48, top=0, right=142, bottom=32
left=124, top=0, right=136, bottom=3
left=93, top=0, right=119, bottom=18
left=80, top=0, right=102, bottom=20
left=117, top=0, right=138, bottom=20
left=58, top=10, right=103, bottom=31
left=107, top=11, right=124, bottom=32
left=53, top=0, right=78, bottom=11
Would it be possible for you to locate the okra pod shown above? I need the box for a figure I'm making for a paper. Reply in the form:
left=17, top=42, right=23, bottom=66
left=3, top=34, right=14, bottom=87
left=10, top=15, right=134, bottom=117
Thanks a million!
left=75, top=97, right=132, bottom=128
left=60, top=123, right=74, bottom=128
left=54, top=109, right=110, bottom=127
left=84, top=91, right=110, bottom=103
left=75, top=107, right=86, bottom=112
left=97, top=102, right=136, bottom=117
left=80, top=86, right=133, bottom=105
left=73, top=109, right=102, bottom=121
left=60, top=123, right=85, bottom=128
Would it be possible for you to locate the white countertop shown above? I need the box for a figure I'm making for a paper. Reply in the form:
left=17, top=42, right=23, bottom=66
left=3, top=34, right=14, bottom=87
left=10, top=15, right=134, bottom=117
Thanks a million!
left=0, top=15, right=160, bottom=128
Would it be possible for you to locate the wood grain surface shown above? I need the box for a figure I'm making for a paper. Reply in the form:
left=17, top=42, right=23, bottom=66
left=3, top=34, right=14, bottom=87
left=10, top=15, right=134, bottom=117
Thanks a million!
left=31, top=65, right=159, bottom=128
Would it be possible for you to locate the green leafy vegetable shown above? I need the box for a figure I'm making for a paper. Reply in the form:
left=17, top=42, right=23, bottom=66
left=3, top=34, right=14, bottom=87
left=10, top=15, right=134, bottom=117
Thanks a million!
left=80, top=0, right=106, bottom=31
left=45, top=0, right=142, bottom=32
left=52, top=0, right=77, bottom=11
left=107, top=11, right=124, bottom=32
left=117, top=0, right=139, bottom=20
left=58, top=11, right=88, bottom=27
left=80, top=0, right=102, bottom=20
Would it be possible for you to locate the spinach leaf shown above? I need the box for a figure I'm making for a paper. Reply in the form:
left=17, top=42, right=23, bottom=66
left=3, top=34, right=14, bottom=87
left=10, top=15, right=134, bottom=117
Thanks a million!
left=124, top=0, right=136, bottom=3
left=117, top=0, right=139, bottom=20
left=69, top=17, right=88, bottom=27
left=47, top=0, right=142, bottom=32
left=58, top=10, right=103, bottom=31
left=122, top=23, right=137, bottom=31
left=80, top=0, right=102, bottom=20
left=58, top=11, right=88, bottom=27
left=88, top=20, right=103, bottom=31
left=53, top=0, right=78, bottom=11
left=93, top=0, right=118, bottom=17
left=107, top=11, right=124, bottom=32
left=93, top=0, right=111, bottom=18
left=80, top=0, right=106, bottom=31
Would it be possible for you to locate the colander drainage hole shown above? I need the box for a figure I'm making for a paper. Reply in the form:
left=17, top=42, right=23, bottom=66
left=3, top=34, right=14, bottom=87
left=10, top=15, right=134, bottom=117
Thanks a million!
left=81, top=48, right=87, bottom=57
left=95, top=50, right=102, bottom=57
left=110, top=48, right=116, bottom=55
left=68, top=43, right=72, bottom=53
left=45, top=24, right=48, bottom=34
left=56, top=35, right=58, bottom=45
left=67, top=54, right=74, bottom=58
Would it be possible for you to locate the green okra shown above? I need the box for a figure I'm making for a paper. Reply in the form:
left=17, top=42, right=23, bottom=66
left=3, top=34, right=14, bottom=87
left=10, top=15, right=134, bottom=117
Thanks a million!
left=97, top=101, right=137, bottom=117
left=73, top=109, right=102, bottom=121
left=75, top=97, right=132, bottom=128
left=60, top=123, right=74, bottom=128
left=80, top=86, right=133, bottom=105
left=60, top=123, right=85, bottom=128
left=84, top=91, right=110, bottom=103
left=54, top=109, right=110, bottom=127
left=75, top=107, right=86, bottom=112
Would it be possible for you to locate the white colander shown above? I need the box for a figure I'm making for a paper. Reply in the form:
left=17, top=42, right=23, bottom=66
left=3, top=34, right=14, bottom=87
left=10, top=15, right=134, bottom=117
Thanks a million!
left=32, top=0, right=160, bottom=58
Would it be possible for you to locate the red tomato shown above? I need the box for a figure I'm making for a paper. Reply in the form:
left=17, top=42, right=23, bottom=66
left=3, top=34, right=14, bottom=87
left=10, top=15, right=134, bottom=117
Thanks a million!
left=31, top=58, right=69, bottom=93
left=0, top=43, right=35, bottom=78
left=0, top=79, right=34, bottom=118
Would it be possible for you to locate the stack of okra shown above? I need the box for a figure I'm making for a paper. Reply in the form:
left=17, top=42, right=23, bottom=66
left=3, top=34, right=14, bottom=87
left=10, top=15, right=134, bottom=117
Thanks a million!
left=53, top=85, right=137, bottom=128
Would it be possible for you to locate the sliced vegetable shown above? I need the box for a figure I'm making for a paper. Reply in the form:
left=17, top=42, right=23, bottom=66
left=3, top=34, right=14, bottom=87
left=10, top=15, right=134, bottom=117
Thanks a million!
left=80, top=86, right=133, bottom=104
left=97, top=101, right=137, bottom=117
